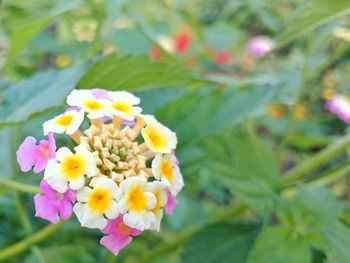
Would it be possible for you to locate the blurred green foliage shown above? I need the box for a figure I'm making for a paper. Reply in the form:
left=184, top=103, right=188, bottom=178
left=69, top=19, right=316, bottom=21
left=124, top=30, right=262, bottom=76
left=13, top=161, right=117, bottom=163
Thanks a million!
left=1, top=0, right=350, bottom=262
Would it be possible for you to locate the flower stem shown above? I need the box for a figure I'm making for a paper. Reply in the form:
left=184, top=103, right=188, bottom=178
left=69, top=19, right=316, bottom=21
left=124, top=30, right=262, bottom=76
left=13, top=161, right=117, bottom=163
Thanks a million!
left=135, top=203, right=248, bottom=263
left=281, top=132, right=350, bottom=187
left=0, top=177, right=39, bottom=194
left=0, top=222, right=63, bottom=261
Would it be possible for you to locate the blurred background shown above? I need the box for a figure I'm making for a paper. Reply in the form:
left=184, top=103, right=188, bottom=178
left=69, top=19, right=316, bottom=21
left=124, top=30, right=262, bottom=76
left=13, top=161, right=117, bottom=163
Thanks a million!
left=1, top=0, right=350, bottom=262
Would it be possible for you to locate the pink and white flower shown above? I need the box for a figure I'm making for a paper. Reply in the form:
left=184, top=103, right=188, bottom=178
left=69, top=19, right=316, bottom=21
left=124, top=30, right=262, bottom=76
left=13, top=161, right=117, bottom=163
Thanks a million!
left=248, top=36, right=275, bottom=58
left=16, top=132, right=56, bottom=174
left=34, top=180, right=76, bottom=224
left=325, top=95, right=350, bottom=124
left=100, top=215, right=142, bottom=255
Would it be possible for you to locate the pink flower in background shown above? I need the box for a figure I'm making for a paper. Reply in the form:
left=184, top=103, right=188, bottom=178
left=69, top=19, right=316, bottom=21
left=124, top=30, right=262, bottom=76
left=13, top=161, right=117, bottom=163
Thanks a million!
left=100, top=215, right=142, bottom=255
left=214, top=50, right=232, bottom=65
left=248, top=36, right=275, bottom=58
left=325, top=95, right=350, bottom=124
left=34, top=180, right=76, bottom=224
left=165, top=191, right=179, bottom=215
left=16, top=132, right=56, bottom=174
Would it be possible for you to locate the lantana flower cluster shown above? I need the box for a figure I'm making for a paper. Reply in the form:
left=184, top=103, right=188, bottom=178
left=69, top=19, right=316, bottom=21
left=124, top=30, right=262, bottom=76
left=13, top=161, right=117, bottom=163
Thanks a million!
left=16, top=89, right=184, bottom=255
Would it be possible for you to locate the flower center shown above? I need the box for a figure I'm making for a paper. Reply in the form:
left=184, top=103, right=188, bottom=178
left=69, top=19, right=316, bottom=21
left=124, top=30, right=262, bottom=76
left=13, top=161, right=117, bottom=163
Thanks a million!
left=38, top=146, right=50, bottom=159
left=127, top=186, right=146, bottom=212
left=55, top=114, right=74, bottom=127
left=148, top=129, right=165, bottom=149
left=112, top=101, right=132, bottom=114
left=161, top=161, right=173, bottom=182
left=60, top=154, right=86, bottom=179
left=87, top=188, right=111, bottom=213
left=84, top=100, right=104, bottom=111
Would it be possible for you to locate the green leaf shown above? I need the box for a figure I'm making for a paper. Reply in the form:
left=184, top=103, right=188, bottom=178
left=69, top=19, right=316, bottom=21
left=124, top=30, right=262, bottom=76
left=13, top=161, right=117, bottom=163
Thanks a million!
left=181, top=224, right=258, bottom=263
left=110, top=28, right=151, bottom=55
left=199, top=129, right=279, bottom=209
left=0, top=64, right=87, bottom=126
left=6, top=18, right=51, bottom=67
left=278, top=0, right=350, bottom=45
left=24, top=245, right=96, bottom=263
left=322, top=223, right=350, bottom=263
left=156, top=85, right=277, bottom=146
left=280, top=186, right=342, bottom=228
left=247, top=226, right=311, bottom=263
left=5, top=0, right=82, bottom=67
left=78, top=55, right=198, bottom=91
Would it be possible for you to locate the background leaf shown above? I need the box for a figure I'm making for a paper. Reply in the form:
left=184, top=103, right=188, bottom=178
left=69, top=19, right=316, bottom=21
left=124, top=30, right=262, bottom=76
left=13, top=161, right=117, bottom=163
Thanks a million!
left=247, top=226, right=311, bottom=263
left=197, top=129, right=280, bottom=209
left=0, top=64, right=87, bottom=126
left=156, top=85, right=277, bottom=147
left=181, top=224, right=258, bottom=263
left=278, top=0, right=350, bottom=45
left=78, top=54, right=201, bottom=91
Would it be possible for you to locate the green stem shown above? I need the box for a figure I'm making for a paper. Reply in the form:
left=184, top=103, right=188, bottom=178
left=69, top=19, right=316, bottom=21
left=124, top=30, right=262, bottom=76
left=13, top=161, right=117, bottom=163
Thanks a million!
left=306, top=161, right=350, bottom=187
left=135, top=203, right=247, bottom=263
left=281, top=132, right=350, bottom=186
left=0, top=177, right=39, bottom=194
left=0, top=222, right=63, bottom=261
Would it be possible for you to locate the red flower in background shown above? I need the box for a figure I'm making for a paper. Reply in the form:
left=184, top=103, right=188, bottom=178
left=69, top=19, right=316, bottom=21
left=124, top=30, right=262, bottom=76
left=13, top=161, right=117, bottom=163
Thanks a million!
left=214, top=50, right=232, bottom=65
left=174, top=30, right=192, bottom=54
left=150, top=45, right=163, bottom=60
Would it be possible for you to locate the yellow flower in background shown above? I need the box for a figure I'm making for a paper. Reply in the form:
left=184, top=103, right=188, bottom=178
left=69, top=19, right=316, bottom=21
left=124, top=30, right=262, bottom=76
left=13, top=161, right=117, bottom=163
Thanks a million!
left=334, top=27, right=350, bottom=42
left=55, top=55, right=71, bottom=68
left=267, top=103, right=285, bottom=119
left=292, top=102, right=308, bottom=121
left=72, top=19, right=98, bottom=42
left=322, top=88, right=335, bottom=101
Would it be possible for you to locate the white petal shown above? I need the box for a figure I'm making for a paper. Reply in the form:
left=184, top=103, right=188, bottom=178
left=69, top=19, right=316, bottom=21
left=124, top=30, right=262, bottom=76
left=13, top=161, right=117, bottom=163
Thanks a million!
left=44, top=159, right=68, bottom=193
left=66, top=110, right=84, bottom=135
left=56, top=147, right=73, bottom=162
left=73, top=203, right=107, bottom=229
left=76, top=186, right=93, bottom=202
left=118, top=197, right=128, bottom=214
left=105, top=200, right=119, bottom=219
left=123, top=211, right=156, bottom=231
left=145, top=192, right=156, bottom=210
left=120, top=176, right=146, bottom=193
left=66, top=89, right=92, bottom=106
left=169, top=166, right=184, bottom=196
left=42, top=119, right=65, bottom=135
left=108, top=91, right=140, bottom=105
left=150, top=209, right=163, bottom=231
left=68, top=176, right=85, bottom=191
left=151, top=154, right=162, bottom=180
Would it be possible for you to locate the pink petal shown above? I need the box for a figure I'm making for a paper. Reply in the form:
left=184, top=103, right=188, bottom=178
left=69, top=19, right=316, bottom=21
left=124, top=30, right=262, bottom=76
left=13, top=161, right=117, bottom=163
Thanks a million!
left=65, top=106, right=81, bottom=113
left=56, top=198, right=74, bottom=220
left=34, top=194, right=60, bottom=224
left=91, top=89, right=110, bottom=100
left=33, top=157, right=50, bottom=173
left=165, top=192, right=179, bottom=215
left=100, top=234, right=132, bottom=256
left=122, top=120, right=136, bottom=127
left=39, top=180, right=57, bottom=196
left=47, top=132, right=56, bottom=157
left=16, top=137, right=39, bottom=172
left=102, top=216, right=123, bottom=234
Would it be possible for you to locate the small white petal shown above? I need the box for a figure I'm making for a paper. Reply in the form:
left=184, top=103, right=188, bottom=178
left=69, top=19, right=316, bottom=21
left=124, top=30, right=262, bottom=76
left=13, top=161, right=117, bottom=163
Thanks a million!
left=56, top=147, right=73, bottom=162
left=105, top=200, right=119, bottom=219
left=145, top=192, right=157, bottom=210
left=69, top=176, right=85, bottom=191
left=66, top=110, right=84, bottom=135
left=76, top=186, right=93, bottom=202
left=44, top=159, right=68, bottom=193
left=73, top=203, right=107, bottom=229
left=123, top=211, right=156, bottom=231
